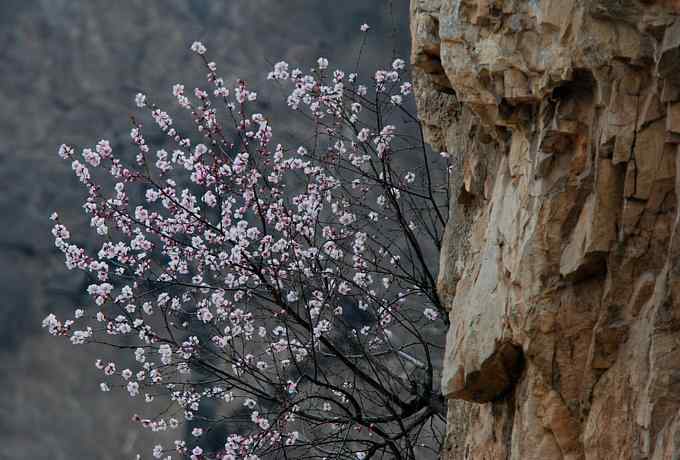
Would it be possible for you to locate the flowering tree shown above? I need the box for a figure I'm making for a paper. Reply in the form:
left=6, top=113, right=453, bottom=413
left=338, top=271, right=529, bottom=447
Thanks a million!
left=45, top=33, right=451, bottom=460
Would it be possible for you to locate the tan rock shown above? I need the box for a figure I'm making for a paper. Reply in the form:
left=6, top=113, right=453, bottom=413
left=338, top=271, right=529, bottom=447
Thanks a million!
left=504, top=69, right=534, bottom=103
left=628, top=120, right=666, bottom=200
left=666, top=102, right=680, bottom=143
left=661, top=78, right=680, bottom=103
left=411, top=0, right=680, bottom=458
left=538, top=0, right=576, bottom=34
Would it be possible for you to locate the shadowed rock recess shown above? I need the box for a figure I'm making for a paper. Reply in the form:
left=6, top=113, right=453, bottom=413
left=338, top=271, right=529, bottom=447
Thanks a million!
left=411, top=0, right=680, bottom=458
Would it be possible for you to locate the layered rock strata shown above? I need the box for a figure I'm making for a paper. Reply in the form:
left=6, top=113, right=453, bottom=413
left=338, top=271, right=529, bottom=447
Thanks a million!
left=411, top=0, right=680, bottom=458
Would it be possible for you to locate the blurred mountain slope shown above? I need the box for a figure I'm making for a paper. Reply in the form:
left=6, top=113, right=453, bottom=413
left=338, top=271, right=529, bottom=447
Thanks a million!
left=0, top=2, right=408, bottom=458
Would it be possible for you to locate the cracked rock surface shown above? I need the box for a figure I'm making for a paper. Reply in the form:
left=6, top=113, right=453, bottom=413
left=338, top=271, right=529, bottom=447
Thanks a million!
left=411, top=0, right=680, bottom=458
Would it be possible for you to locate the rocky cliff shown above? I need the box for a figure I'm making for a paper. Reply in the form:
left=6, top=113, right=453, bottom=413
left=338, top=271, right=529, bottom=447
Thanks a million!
left=411, top=0, right=680, bottom=458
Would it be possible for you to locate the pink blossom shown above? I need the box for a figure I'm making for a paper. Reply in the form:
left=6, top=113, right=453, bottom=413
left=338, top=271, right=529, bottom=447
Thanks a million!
left=46, top=41, right=449, bottom=460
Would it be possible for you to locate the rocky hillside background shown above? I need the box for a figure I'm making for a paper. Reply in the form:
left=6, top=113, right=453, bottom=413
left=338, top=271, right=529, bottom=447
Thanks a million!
left=410, top=0, right=680, bottom=458
left=0, top=2, right=409, bottom=458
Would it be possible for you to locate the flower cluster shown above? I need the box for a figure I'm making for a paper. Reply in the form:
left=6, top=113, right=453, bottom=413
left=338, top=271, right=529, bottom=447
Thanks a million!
left=46, top=39, right=451, bottom=459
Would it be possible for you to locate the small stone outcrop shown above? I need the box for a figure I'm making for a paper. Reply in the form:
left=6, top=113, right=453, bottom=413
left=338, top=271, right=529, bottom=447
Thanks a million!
left=411, top=0, right=680, bottom=458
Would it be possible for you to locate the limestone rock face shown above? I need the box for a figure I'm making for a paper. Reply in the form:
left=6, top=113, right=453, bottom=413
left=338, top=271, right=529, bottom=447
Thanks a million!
left=411, top=1, right=680, bottom=458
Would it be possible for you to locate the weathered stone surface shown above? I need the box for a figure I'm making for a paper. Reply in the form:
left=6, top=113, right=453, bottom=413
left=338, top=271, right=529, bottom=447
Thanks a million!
left=411, top=0, right=680, bottom=458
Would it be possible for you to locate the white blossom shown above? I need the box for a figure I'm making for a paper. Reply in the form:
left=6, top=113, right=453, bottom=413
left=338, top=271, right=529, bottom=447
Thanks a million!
left=424, top=308, right=439, bottom=321
left=135, top=93, right=147, bottom=108
left=190, top=41, right=206, bottom=55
